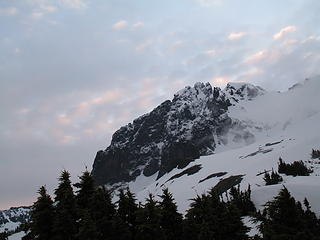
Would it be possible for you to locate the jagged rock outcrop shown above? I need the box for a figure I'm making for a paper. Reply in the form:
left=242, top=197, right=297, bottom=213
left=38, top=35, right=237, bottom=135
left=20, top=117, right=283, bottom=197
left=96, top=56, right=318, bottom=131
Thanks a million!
left=0, top=206, right=30, bottom=229
left=92, top=82, right=265, bottom=186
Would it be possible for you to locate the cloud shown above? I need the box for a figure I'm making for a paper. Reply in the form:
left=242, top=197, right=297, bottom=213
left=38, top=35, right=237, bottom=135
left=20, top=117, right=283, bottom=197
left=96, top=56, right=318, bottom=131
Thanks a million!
left=40, top=4, right=57, bottom=13
left=59, top=0, right=87, bottom=9
left=31, top=11, right=44, bottom=19
left=244, top=50, right=268, bottom=64
left=1, top=0, right=319, bottom=210
left=56, top=114, right=72, bottom=125
left=112, top=20, right=128, bottom=30
left=133, top=21, right=144, bottom=28
left=135, top=39, right=154, bottom=52
left=56, top=88, right=125, bottom=127
left=196, top=0, right=223, bottom=7
left=273, top=26, right=297, bottom=40
left=205, top=49, right=216, bottom=55
left=59, top=135, right=75, bottom=144
left=14, top=48, right=21, bottom=55
left=0, top=7, right=18, bottom=16
left=211, top=76, right=230, bottom=87
left=227, top=32, right=247, bottom=40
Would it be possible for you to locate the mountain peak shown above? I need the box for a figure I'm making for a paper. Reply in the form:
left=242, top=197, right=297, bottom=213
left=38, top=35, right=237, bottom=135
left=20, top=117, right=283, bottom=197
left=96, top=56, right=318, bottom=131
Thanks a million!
left=224, top=82, right=265, bottom=102
left=92, top=82, right=233, bottom=186
left=173, top=82, right=213, bottom=101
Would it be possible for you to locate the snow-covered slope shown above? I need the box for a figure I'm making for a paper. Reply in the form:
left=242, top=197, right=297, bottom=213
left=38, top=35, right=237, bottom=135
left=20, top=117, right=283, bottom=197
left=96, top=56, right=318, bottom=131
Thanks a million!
left=126, top=77, right=320, bottom=215
left=92, top=81, right=268, bottom=188
left=0, top=207, right=30, bottom=233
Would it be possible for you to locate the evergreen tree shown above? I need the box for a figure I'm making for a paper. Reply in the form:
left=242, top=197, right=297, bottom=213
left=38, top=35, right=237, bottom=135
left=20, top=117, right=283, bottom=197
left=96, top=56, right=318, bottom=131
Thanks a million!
left=183, top=194, right=207, bottom=240
left=136, top=194, right=165, bottom=240
left=278, top=158, right=312, bottom=176
left=74, top=170, right=96, bottom=210
left=52, top=170, right=78, bottom=240
left=117, top=188, right=138, bottom=240
left=260, top=187, right=320, bottom=240
left=90, top=187, right=116, bottom=240
left=263, top=170, right=283, bottom=185
left=0, top=232, right=8, bottom=240
left=77, top=210, right=99, bottom=240
left=110, top=214, right=132, bottom=240
left=185, top=190, right=249, bottom=240
left=158, top=188, right=183, bottom=240
left=206, top=189, right=249, bottom=240
left=23, top=186, right=54, bottom=240
left=229, top=185, right=256, bottom=216
left=311, top=149, right=320, bottom=159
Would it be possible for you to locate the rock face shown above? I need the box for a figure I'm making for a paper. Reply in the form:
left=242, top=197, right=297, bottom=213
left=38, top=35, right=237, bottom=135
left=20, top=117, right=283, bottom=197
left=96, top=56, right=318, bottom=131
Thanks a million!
left=92, top=82, right=264, bottom=186
left=0, top=206, right=31, bottom=230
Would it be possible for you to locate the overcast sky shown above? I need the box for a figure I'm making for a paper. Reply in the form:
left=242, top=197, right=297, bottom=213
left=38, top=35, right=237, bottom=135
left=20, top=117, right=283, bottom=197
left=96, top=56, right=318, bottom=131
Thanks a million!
left=1, top=0, right=320, bottom=209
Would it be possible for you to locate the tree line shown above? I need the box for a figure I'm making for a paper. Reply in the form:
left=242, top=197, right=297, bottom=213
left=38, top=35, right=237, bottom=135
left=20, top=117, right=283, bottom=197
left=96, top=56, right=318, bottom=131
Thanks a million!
left=263, top=157, right=313, bottom=186
left=1, top=168, right=320, bottom=240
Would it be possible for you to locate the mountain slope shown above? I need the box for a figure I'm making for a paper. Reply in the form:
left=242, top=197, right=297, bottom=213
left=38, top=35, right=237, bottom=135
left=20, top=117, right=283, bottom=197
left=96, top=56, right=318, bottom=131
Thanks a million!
left=92, top=82, right=266, bottom=187
left=128, top=77, right=320, bottom=214
left=0, top=207, right=30, bottom=233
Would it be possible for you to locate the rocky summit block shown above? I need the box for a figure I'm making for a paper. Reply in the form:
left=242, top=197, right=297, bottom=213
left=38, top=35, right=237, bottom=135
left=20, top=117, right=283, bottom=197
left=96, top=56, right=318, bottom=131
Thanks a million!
left=92, top=82, right=264, bottom=186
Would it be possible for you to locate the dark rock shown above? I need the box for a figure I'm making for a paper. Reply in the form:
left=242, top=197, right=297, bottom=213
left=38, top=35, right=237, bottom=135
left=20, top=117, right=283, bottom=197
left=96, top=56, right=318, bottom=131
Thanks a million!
left=166, top=164, right=202, bottom=183
left=198, top=172, right=228, bottom=183
left=92, top=82, right=264, bottom=186
left=0, top=206, right=31, bottom=227
left=212, top=175, right=245, bottom=195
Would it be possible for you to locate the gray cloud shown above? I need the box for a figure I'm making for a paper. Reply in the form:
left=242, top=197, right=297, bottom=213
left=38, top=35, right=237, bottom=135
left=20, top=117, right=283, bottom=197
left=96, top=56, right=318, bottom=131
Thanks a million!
left=0, top=0, right=319, bottom=209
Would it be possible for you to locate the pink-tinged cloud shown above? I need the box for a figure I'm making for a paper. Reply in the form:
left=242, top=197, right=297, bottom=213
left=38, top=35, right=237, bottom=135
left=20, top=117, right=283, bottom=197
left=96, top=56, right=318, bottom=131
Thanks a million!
left=0, top=7, right=18, bottom=16
left=112, top=20, right=128, bottom=30
left=60, top=135, right=75, bottom=144
left=244, top=50, right=268, bottom=63
left=227, top=32, right=247, bottom=40
left=283, top=39, right=298, bottom=45
left=211, top=76, right=230, bottom=87
left=205, top=49, right=216, bottom=55
left=50, top=128, right=75, bottom=145
left=237, top=68, right=264, bottom=82
left=56, top=114, right=72, bottom=125
left=170, top=41, right=185, bottom=52
left=55, top=88, right=125, bottom=127
left=133, top=21, right=144, bottom=28
left=135, top=39, right=154, bottom=52
left=273, top=26, right=297, bottom=40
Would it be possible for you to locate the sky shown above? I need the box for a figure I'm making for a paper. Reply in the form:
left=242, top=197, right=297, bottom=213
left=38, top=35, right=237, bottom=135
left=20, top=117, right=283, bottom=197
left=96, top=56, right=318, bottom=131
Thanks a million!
left=1, top=0, right=320, bottom=210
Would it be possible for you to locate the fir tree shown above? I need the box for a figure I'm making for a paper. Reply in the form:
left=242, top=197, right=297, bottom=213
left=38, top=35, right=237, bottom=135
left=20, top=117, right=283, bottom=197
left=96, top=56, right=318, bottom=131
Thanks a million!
left=135, top=194, right=165, bottom=240
left=77, top=210, right=99, bottom=240
left=183, top=194, right=207, bottom=240
left=23, top=186, right=54, bottom=240
left=260, top=187, right=320, bottom=239
left=117, top=188, right=138, bottom=240
left=158, top=188, right=183, bottom=240
left=311, top=149, right=320, bottom=159
left=0, top=232, right=8, bottom=240
left=74, top=170, right=96, bottom=210
left=52, top=170, right=78, bottom=240
left=206, top=189, right=249, bottom=240
left=278, top=158, right=312, bottom=176
left=90, top=187, right=116, bottom=240
left=185, top=190, right=249, bottom=240
left=263, top=170, right=283, bottom=185
left=110, top=214, right=132, bottom=240
left=229, top=185, right=256, bottom=216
